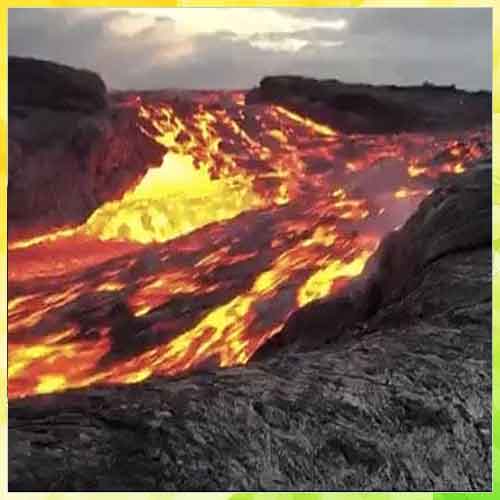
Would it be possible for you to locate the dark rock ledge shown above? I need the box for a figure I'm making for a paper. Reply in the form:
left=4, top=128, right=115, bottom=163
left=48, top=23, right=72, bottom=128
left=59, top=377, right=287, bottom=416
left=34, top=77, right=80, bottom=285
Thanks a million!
left=8, top=165, right=491, bottom=491
left=246, top=76, right=492, bottom=133
left=8, top=57, right=166, bottom=238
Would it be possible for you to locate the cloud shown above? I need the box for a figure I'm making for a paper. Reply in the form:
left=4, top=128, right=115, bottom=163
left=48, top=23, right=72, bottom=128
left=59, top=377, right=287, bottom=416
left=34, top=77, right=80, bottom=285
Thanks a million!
left=8, top=8, right=492, bottom=91
left=8, top=9, right=192, bottom=89
left=250, top=38, right=310, bottom=53
left=280, top=7, right=491, bottom=37
left=348, top=8, right=491, bottom=39
left=123, top=7, right=347, bottom=36
left=247, top=28, right=345, bottom=53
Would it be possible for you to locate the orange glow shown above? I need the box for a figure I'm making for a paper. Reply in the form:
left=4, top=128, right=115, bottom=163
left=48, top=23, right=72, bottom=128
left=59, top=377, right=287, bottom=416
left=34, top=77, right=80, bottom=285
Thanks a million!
left=442, top=162, right=465, bottom=174
left=83, top=103, right=266, bottom=244
left=8, top=227, right=80, bottom=250
left=83, top=151, right=263, bottom=244
left=298, top=248, right=375, bottom=307
left=333, top=199, right=370, bottom=220
left=7, top=94, right=491, bottom=399
left=272, top=105, right=337, bottom=137
left=394, top=187, right=432, bottom=199
left=408, top=163, right=429, bottom=178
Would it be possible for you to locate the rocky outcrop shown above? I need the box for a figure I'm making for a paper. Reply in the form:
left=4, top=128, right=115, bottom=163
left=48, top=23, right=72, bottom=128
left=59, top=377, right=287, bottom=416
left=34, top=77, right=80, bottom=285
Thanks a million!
left=246, top=76, right=492, bottom=133
left=8, top=57, right=166, bottom=238
left=9, top=165, right=491, bottom=491
left=9, top=56, right=108, bottom=113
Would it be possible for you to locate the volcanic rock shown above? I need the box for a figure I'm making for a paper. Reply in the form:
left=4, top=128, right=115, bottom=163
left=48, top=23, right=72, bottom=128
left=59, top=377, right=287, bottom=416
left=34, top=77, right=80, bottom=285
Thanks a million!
left=8, top=57, right=166, bottom=238
left=9, top=164, right=491, bottom=491
left=9, top=56, right=108, bottom=113
left=246, top=76, right=491, bottom=133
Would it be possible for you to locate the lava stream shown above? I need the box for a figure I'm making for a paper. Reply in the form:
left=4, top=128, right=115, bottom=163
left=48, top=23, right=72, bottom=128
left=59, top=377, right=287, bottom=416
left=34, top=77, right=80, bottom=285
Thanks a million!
left=8, top=95, right=491, bottom=399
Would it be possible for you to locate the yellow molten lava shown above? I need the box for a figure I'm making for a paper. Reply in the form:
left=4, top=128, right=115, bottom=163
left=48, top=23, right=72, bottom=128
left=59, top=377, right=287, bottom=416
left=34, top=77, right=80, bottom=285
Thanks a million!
left=82, top=152, right=263, bottom=244
left=297, top=249, right=374, bottom=306
left=81, top=102, right=270, bottom=244
left=394, top=186, right=432, bottom=199
left=35, top=374, right=68, bottom=394
left=8, top=227, right=79, bottom=250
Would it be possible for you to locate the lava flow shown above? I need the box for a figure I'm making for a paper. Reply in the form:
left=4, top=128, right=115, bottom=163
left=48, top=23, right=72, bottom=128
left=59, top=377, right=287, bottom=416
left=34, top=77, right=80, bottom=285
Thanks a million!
left=8, top=92, right=491, bottom=399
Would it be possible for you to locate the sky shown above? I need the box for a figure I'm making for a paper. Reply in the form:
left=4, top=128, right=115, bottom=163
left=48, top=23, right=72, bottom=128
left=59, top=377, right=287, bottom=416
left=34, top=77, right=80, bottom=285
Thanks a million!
left=8, top=7, right=492, bottom=91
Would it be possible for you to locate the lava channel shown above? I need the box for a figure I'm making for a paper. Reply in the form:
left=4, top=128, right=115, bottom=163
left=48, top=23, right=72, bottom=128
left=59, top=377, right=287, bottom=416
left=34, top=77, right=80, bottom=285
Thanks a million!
left=8, top=95, right=491, bottom=399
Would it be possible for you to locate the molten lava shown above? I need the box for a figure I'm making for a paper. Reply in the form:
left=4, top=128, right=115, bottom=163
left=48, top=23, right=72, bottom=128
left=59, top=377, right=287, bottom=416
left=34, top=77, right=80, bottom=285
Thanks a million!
left=8, top=92, right=491, bottom=399
left=83, top=152, right=262, bottom=244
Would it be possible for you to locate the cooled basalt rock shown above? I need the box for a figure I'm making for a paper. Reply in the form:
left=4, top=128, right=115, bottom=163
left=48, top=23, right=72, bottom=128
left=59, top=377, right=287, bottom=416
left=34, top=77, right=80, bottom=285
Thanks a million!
left=8, top=57, right=166, bottom=238
left=9, top=164, right=491, bottom=491
left=246, top=76, right=492, bottom=133
left=9, top=56, right=108, bottom=113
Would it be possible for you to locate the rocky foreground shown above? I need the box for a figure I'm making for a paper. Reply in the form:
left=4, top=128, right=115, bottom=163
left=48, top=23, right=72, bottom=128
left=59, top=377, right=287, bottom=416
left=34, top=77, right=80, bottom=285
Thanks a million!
left=9, top=164, right=492, bottom=491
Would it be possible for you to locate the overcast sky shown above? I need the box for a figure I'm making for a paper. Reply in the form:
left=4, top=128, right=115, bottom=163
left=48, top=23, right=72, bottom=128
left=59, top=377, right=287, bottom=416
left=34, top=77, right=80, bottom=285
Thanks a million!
left=8, top=7, right=492, bottom=91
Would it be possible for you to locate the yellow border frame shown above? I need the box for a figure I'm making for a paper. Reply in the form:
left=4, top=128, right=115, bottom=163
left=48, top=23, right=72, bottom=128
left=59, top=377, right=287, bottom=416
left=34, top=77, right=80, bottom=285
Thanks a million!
left=0, top=2, right=496, bottom=497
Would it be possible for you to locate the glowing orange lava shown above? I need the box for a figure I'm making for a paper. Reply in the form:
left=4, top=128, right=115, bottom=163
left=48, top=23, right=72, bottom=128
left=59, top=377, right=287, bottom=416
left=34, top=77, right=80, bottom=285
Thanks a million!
left=7, top=94, right=491, bottom=399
